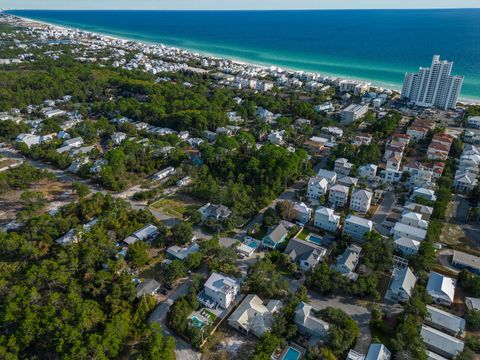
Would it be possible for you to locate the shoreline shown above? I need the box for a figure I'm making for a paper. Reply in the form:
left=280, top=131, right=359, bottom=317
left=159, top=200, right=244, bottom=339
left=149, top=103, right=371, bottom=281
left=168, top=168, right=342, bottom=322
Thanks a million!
left=5, top=11, right=480, bottom=105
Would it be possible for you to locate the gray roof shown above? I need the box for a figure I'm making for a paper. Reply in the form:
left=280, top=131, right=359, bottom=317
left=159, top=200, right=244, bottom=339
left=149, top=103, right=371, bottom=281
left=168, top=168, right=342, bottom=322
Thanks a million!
left=294, top=302, right=329, bottom=335
left=265, top=223, right=288, bottom=244
left=427, top=272, right=456, bottom=304
left=389, top=267, right=417, bottom=297
left=366, top=344, right=391, bottom=360
left=452, top=250, right=480, bottom=271
left=421, top=325, right=464, bottom=357
left=345, top=214, right=373, bottom=228
left=284, top=238, right=327, bottom=263
left=136, top=278, right=160, bottom=297
left=465, top=297, right=480, bottom=310
left=426, top=305, right=466, bottom=335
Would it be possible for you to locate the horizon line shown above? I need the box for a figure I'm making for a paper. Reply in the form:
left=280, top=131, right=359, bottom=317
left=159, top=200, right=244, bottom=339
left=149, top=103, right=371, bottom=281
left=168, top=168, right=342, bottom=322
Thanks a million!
left=5, top=7, right=480, bottom=11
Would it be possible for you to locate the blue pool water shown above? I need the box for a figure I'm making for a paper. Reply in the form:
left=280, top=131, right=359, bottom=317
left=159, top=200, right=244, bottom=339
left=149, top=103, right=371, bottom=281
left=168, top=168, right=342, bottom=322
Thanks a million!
left=190, top=316, right=204, bottom=328
left=307, top=234, right=323, bottom=245
left=282, top=347, right=301, bottom=360
left=248, top=241, right=258, bottom=249
left=8, top=9, right=480, bottom=100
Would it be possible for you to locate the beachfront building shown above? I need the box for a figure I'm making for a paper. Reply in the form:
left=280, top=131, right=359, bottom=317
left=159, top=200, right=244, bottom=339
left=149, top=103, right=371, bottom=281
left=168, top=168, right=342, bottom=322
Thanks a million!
left=401, top=55, right=463, bottom=110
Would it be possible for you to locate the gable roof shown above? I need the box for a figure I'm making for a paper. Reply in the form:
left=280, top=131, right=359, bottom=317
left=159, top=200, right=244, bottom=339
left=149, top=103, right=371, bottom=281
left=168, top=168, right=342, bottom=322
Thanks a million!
left=265, top=223, right=288, bottom=244
left=389, top=267, right=417, bottom=297
left=427, top=272, right=456, bottom=304
left=426, top=305, right=466, bottom=335
left=284, top=238, right=327, bottom=263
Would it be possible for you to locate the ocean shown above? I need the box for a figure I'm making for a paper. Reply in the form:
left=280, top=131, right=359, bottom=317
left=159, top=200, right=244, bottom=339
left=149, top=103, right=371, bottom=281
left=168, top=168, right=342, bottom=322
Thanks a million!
left=7, top=9, right=480, bottom=100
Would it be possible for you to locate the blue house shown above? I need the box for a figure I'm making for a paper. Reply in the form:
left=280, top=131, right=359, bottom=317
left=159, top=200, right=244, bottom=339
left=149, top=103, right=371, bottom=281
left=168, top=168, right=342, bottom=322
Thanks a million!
left=262, top=223, right=289, bottom=250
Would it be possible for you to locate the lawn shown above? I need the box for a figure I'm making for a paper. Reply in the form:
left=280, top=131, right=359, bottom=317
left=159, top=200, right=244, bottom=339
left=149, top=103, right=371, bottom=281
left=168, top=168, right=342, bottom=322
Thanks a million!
left=200, top=308, right=218, bottom=322
left=150, top=194, right=201, bottom=219
left=296, top=229, right=310, bottom=240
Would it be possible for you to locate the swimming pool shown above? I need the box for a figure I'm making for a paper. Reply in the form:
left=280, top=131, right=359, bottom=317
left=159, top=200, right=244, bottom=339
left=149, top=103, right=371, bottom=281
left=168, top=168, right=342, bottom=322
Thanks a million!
left=248, top=241, right=258, bottom=248
left=282, top=347, right=301, bottom=360
left=306, top=234, right=322, bottom=245
left=190, top=316, right=204, bottom=328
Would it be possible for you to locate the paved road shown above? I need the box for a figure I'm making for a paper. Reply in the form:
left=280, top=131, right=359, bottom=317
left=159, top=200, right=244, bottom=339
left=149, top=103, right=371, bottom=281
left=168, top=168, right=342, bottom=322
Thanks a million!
left=372, top=191, right=396, bottom=236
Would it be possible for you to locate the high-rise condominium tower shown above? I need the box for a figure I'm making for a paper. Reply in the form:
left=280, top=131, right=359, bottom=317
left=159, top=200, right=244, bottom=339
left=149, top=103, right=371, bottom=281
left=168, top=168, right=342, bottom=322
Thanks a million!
left=401, top=55, right=463, bottom=110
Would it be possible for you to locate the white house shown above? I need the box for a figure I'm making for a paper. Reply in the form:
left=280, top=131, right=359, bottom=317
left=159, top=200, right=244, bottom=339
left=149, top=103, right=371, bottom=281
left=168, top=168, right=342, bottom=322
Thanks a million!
left=317, top=169, right=337, bottom=184
left=359, top=164, right=378, bottom=180
left=385, top=266, right=417, bottom=303
left=350, top=189, right=373, bottom=213
left=467, top=116, right=480, bottom=129
left=293, top=202, right=313, bottom=224
left=334, top=158, right=354, bottom=176
left=331, top=244, right=362, bottom=280
left=314, top=207, right=340, bottom=233
left=427, top=272, right=456, bottom=307
left=341, top=104, right=369, bottom=124
left=453, top=170, right=477, bottom=193
left=294, top=302, right=330, bottom=340
left=166, top=243, right=200, bottom=261
left=152, top=166, right=175, bottom=181
left=328, top=184, right=350, bottom=207
left=392, top=222, right=427, bottom=242
left=421, top=325, right=464, bottom=359
left=307, top=177, right=329, bottom=201
left=123, top=224, right=159, bottom=245
left=394, top=237, right=421, bottom=256
left=412, top=187, right=437, bottom=202
left=426, top=305, right=466, bottom=337
left=228, top=294, right=282, bottom=337
left=343, top=215, right=373, bottom=241
left=400, top=211, right=429, bottom=230
left=201, top=272, right=240, bottom=309
left=111, top=132, right=127, bottom=145
left=198, top=203, right=232, bottom=222
left=268, top=130, right=284, bottom=145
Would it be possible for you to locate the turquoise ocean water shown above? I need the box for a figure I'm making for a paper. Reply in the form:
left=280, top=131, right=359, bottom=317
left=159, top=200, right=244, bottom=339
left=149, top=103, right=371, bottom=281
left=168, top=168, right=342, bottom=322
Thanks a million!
left=8, top=9, right=480, bottom=100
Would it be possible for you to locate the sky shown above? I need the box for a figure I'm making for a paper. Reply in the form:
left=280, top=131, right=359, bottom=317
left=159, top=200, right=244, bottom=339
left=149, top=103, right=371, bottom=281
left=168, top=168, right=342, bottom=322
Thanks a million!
left=2, top=0, right=480, bottom=10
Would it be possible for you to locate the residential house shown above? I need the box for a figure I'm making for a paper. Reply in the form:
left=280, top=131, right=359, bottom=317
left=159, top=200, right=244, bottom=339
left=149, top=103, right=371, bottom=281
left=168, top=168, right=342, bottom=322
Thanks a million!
left=111, top=132, right=127, bottom=145
left=400, top=211, right=429, bottom=230
left=203, top=130, right=217, bottom=142
left=467, top=116, right=480, bottom=129
left=262, top=223, right=289, bottom=250
left=136, top=279, right=160, bottom=298
left=152, top=166, right=175, bottom=181
left=385, top=267, right=417, bottom=303
left=198, top=203, right=232, bottom=222
left=465, top=297, right=480, bottom=311
left=404, top=202, right=434, bottom=220
left=294, top=302, right=330, bottom=340
left=317, top=169, right=337, bottom=184
left=451, top=250, right=480, bottom=274
left=343, top=215, right=373, bottom=241
left=427, top=272, right=456, bottom=307
left=352, top=134, right=373, bottom=147
left=407, top=125, right=430, bottom=142
left=337, top=176, right=359, bottom=188
left=304, top=136, right=328, bottom=155
left=392, top=222, right=427, bottom=242
left=228, top=295, right=282, bottom=337
left=412, top=187, right=437, bottom=202
left=200, top=272, right=240, bottom=309
left=268, top=130, right=284, bottom=145
left=328, top=184, right=349, bottom=208
left=453, top=171, right=477, bottom=193
left=426, top=305, right=466, bottom=337
left=293, top=202, right=313, bottom=224
left=123, top=224, right=158, bottom=245
left=314, top=207, right=340, bottom=233
left=334, top=158, right=354, bottom=176
left=350, top=189, right=373, bottom=213
left=359, top=164, right=378, bottom=180
left=421, top=325, right=464, bottom=359
left=307, top=177, right=329, bottom=202
left=365, top=344, right=391, bottom=360
left=166, top=243, right=201, bottom=261
left=331, top=244, right=362, bottom=280
left=284, top=238, right=327, bottom=271
left=394, top=237, right=421, bottom=256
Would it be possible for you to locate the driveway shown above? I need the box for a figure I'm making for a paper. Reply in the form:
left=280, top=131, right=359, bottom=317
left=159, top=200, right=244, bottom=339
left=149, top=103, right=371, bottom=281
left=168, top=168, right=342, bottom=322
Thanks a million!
left=372, top=191, right=396, bottom=236
left=437, top=249, right=459, bottom=274
left=149, top=279, right=201, bottom=360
